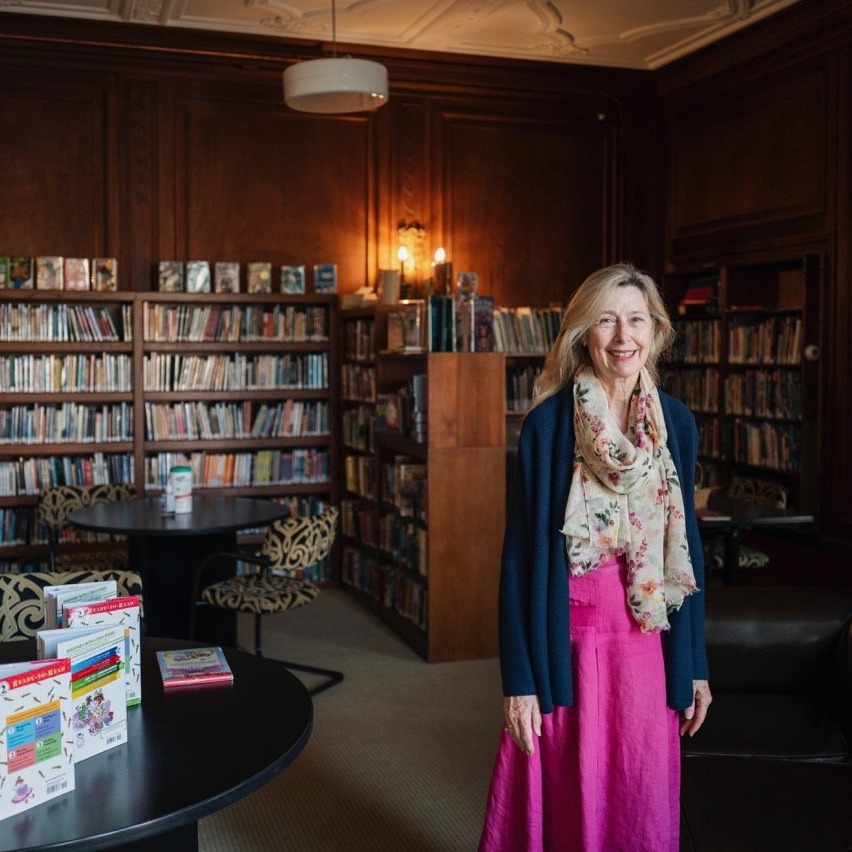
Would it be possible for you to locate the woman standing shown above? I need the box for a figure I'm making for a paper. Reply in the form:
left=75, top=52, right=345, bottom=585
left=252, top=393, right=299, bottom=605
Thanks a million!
left=480, top=263, right=711, bottom=851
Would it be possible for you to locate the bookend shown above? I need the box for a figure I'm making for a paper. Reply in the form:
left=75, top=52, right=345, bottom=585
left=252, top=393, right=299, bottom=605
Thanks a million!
left=187, top=507, right=343, bottom=696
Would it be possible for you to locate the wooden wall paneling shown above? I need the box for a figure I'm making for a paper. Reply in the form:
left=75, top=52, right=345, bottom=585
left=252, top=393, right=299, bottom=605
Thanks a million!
left=163, top=77, right=379, bottom=295
left=667, top=62, right=830, bottom=259
left=121, top=78, right=159, bottom=291
left=0, top=66, right=120, bottom=262
left=430, top=94, right=617, bottom=308
left=826, top=45, right=852, bottom=548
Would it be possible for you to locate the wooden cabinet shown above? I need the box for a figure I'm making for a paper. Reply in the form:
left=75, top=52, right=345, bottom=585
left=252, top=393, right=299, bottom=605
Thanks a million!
left=664, top=254, right=822, bottom=513
left=341, top=351, right=505, bottom=662
left=0, top=290, right=338, bottom=574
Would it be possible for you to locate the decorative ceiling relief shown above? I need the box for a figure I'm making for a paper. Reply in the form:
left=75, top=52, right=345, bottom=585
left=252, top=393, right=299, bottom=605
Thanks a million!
left=0, top=0, right=801, bottom=69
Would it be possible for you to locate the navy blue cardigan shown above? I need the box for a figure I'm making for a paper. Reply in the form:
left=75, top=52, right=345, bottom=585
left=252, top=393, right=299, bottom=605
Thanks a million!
left=499, top=388, right=709, bottom=713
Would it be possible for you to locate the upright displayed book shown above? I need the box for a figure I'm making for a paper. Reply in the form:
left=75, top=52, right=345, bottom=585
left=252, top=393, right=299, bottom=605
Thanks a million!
left=43, top=580, right=118, bottom=629
left=37, top=625, right=128, bottom=762
left=156, top=646, right=234, bottom=688
left=64, top=595, right=142, bottom=706
left=0, top=658, right=74, bottom=819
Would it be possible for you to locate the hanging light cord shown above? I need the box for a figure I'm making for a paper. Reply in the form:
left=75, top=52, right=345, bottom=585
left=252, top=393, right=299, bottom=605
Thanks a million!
left=331, top=0, right=338, bottom=58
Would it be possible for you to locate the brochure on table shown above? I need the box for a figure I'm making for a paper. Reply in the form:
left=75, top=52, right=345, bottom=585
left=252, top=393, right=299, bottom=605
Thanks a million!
left=37, top=624, right=128, bottom=763
left=0, top=658, right=74, bottom=819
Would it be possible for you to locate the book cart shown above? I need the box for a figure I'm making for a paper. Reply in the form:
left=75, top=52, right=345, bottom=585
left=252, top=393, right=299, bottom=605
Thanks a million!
left=663, top=253, right=822, bottom=513
left=0, top=290, right=339, bottom=577
left=340, top=350, right=505, bottom=662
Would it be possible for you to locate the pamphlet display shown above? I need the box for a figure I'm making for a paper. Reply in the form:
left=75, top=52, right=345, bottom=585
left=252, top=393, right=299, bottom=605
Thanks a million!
left=37, top=625, right=128, bottom=763
left=64, top=596, right=142, bottom=707
left=0, top=659, right=74, bottom=819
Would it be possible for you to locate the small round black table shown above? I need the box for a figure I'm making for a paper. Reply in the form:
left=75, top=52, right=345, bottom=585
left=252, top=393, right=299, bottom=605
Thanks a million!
left=68, top=495, right=289, bottom=644
left=0, top=638, right=312, bottom=851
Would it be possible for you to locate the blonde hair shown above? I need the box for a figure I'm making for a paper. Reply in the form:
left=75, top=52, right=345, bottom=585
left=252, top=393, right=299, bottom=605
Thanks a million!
left=532, top=262, right=674, bottom=408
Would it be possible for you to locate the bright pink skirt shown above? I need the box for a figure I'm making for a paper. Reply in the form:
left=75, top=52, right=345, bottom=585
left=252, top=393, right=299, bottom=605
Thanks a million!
left=479, top=558, right=680, bottom=852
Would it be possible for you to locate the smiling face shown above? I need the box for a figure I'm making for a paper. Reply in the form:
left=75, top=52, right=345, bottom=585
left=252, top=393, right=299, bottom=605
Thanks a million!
left=583, top=285, right=653, bottom=392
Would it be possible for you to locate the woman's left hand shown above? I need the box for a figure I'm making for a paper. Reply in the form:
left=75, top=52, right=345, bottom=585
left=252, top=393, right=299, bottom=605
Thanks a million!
left=679, top=679, right=712, bottom=737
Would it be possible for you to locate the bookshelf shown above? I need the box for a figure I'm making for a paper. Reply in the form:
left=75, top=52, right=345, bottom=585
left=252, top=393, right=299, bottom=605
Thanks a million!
left=0, top=290, right=338, bottom=575
left=340, top=351, right=505, bottom=662
left=664, top=255, right=821, bottom=512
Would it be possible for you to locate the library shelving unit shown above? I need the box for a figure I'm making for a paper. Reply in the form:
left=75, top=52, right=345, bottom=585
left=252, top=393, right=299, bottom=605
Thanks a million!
left=340, top=350, right=505, bottom=662
left=494, top=305, right=562, bottom=448
left=0, top=289, right=136, bottom=571
left=0, top=289, right=339, bottom=576
left=664, top=254, right=822, bottom=512
left=139, top=291, right=339, bottom=578
left=340, top=306, right=379, bottom=513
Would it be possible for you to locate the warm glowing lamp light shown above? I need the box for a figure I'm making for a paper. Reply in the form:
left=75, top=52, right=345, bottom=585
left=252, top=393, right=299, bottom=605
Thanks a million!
left=434, top=247, right=446, bottom=264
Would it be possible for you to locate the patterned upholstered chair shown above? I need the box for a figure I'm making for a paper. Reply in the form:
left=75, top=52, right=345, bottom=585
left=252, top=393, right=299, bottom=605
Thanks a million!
left=706, top=476, right=788, bottom=572
left=189, top=506, right=341, bottom=695
left=37, top=483, right=135, bottom=572
left=0, top=569, right=143, bottom=642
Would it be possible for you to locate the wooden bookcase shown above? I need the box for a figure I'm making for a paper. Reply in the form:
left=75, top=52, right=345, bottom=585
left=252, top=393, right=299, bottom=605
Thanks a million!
left=0, top=290, right=338, bottom=574
left=664, top=254, right=822, bottom=513
left=341, top=351, right=505, bottom=662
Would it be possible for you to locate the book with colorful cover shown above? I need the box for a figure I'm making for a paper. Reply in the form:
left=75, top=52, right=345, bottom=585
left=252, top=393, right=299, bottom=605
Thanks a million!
left=156, top=646, right=234, bottom=689
left=37, top=625, right=128, bottom=763
left=64, top=596, right=142, bottom=707
left=43, top=580, right=118, bottom=630
left=0, top=658, right=75, bottom=819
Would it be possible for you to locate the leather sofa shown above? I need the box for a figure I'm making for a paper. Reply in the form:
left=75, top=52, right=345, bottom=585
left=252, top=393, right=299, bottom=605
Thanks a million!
left=679, top=587, right=852, bottom=851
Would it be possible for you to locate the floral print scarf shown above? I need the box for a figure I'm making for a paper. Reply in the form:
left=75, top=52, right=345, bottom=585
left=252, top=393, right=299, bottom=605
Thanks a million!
left=561, top=366, right=698, bottom=632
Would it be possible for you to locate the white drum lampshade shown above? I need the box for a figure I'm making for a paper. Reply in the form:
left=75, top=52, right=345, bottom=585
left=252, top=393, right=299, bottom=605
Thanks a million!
left=283, top=58, right=389, bottom=114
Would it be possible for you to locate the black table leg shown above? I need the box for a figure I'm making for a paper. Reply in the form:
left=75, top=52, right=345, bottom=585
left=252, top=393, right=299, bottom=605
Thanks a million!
left=723, top=528, right=740, bottom=587
left=129, top=533, right=237, bottom=645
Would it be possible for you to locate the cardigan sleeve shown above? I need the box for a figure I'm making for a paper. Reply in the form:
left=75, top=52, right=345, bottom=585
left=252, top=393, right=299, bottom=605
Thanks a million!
left=498, top=422, right=538, bottom=697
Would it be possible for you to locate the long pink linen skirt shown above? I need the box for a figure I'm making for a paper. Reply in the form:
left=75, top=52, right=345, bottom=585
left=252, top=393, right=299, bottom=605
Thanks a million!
left=479, top=557, right=681, bottom=852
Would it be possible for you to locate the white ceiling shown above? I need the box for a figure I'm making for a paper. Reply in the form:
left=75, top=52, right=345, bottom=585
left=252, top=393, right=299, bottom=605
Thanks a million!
left=0, top=0, right=801, bottom=70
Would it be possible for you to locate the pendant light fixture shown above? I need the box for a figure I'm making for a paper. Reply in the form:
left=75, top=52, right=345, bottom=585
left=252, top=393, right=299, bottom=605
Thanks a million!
left=283, top=0, right=389, bottom=114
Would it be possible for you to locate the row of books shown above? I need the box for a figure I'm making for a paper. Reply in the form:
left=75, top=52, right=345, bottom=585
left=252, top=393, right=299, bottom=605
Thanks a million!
left=143, top=400, right=329, bottom=441
left=143, top=352, right=328, bottom=392
left=671, top=318, right=721, bottom=364
left=341, top=546, right=427, bottom=630
left=143, top=448, right=330, bottom=489
left=341, top=363, right=376, bottom=402
left=423, top=293, right=496, bottom=353
left=0, top=453, right=134, bottom=496
left=0, top=582, right=140, bottom=819
left=156, top=260, right=336, bottom=294
left=381, top=457, right=427, bottom=521
left=344, top=454, right=378, bottom=500
left=378, top=515, right=428, bottom=577
left=724, top=370, right=802, bottom=419
left=344, top=316, right=376, bottom=360
left=340, top=499, right=378, bottom=547
left=375, top=373, right=428, bottom=444
left=142, top=303, right=328, bottom=343
left=730, top=419, right=800, bottom=472
left=695, top=416, right=722, bottom=458
left=665, top=368, right=720, bottom=414
left=1, top=353, right=133, bottom=394
left=507, top=364, right=543, bottom=413
left=0, top=303, right=131, bottom=343
left=342, top=404, right=375, bottom=454
left=0, top=256, right=118, bottom=291
left=728, top=315, right=802, bottom=365
left=0, top=506, right=37, bottom=547
left=492, top=305, right=563, bottom=354
left=0, top=402, right=133, bottom=445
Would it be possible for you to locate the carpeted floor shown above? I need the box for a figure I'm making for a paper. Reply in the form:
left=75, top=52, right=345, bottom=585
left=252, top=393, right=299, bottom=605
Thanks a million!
left=198, top=590, right=502, bottom=851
